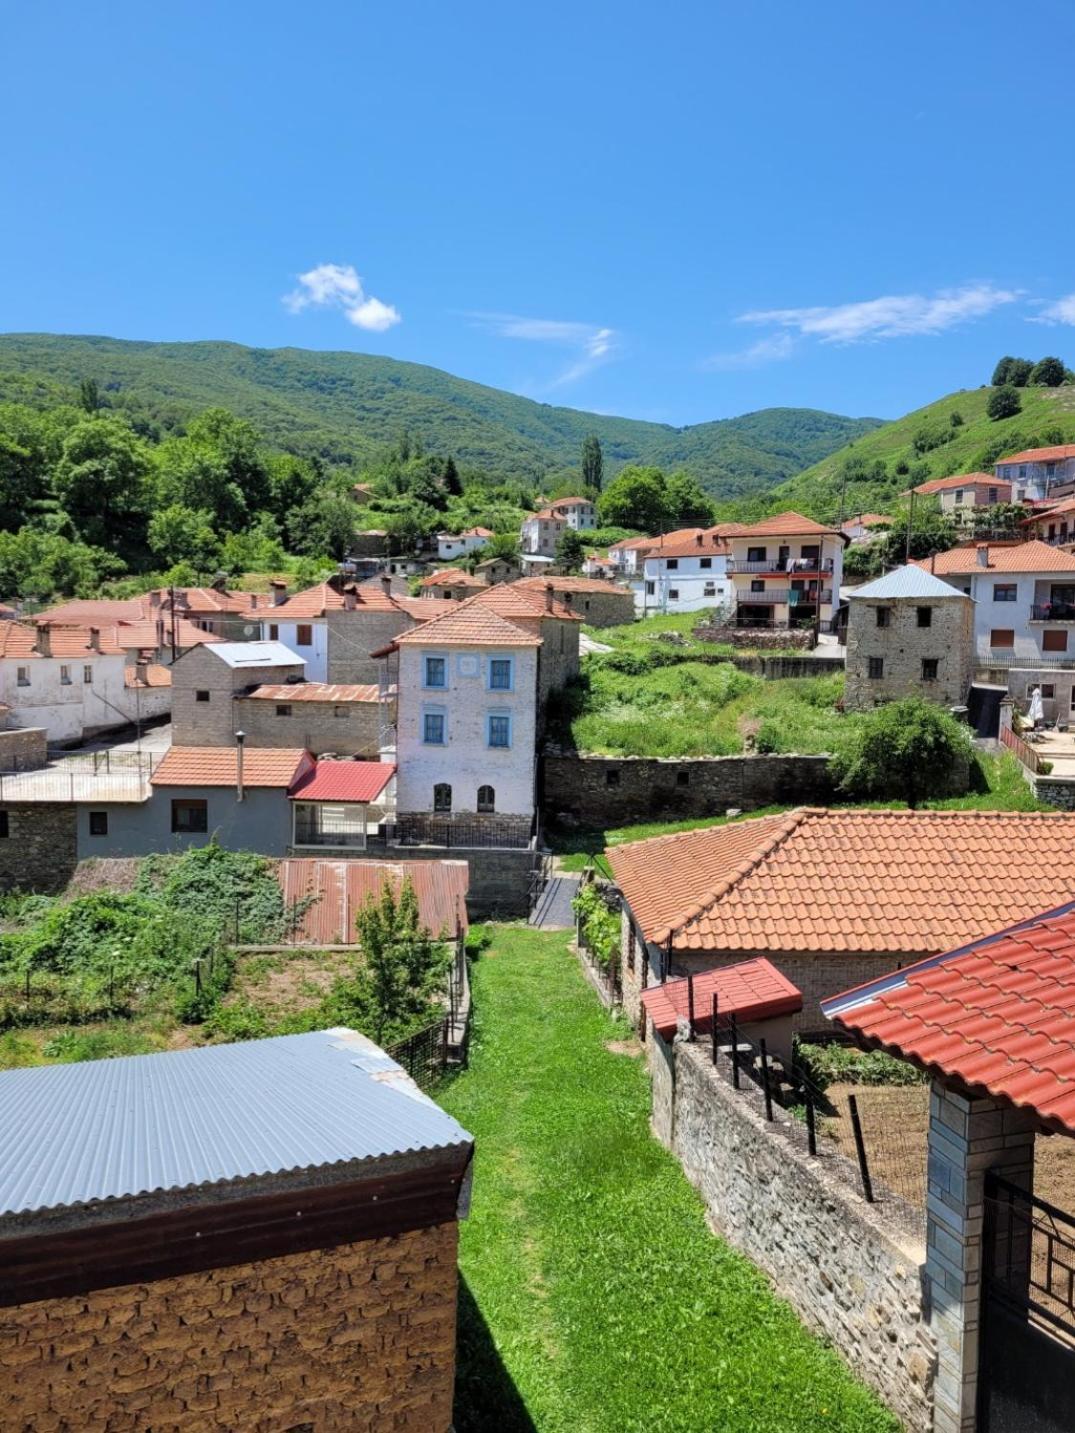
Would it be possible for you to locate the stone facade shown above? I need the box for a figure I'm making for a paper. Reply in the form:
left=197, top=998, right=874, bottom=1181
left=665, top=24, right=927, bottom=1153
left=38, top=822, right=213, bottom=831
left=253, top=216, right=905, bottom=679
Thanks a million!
left=543, top=752, right=833, bottom=827
left=0, top=803, right=78, bottom=892
left=845, top=593, right=974, bottom=712
left=553, top=587, right=634, bottom=628
left=326, top=609, right=417, bottom=686
left=694, top=624, right=814, bottom=650
left=0, top=727, right=48, bottom=771
left=235, top=694, right=381, bottom=758
left=653, top=1036, right=936, bottom=1432
left=0, top=1223, right=460, bottom=1431
left=171, top=647, right=305, bottom=748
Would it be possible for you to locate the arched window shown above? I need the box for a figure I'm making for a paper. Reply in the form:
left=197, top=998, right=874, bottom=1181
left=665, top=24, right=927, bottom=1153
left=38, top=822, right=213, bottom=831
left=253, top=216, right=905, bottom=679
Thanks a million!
left=433, top=783, right=452, bottom=813
left=477, top=785, right=495, bottom=813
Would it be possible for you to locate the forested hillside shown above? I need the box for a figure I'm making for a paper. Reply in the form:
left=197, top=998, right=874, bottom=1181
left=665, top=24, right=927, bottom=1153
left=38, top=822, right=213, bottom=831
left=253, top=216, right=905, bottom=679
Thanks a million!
left=0, top=334, right=878, bottom=496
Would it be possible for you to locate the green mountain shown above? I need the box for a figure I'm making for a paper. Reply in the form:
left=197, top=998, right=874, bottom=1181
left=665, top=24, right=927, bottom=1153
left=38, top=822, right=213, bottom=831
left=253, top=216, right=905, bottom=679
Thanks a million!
left=772, top=382, right=1075, bottom=520
left=0, top=333, right=879, bottom=499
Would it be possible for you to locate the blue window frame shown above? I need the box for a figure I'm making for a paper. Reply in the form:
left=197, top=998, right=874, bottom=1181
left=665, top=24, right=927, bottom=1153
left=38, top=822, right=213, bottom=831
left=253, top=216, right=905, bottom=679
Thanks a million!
left=423, top=654, right=447, bottom=688
left=487, top=713, right=512, bottom=749
left=423, top=710, right=446, bottom=745
left=488, top=656, right=514, bottom=691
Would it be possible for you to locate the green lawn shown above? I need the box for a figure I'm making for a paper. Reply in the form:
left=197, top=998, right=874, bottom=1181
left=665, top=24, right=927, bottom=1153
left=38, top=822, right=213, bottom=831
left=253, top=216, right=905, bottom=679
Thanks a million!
left=440, top=927, right=897, bottom=1432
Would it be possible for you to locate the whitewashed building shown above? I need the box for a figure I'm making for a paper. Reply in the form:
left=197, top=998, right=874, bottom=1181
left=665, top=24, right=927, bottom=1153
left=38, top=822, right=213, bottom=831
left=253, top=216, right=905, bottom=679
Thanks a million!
left=995, top=444, right=1075, bottom=502
left=436, top=527, right=493, bottom=561
left=720, top=512, right=846, bottom=632
left=521, top=497, right=597, bottom=555
left=632, top=532, right=732, bottom=615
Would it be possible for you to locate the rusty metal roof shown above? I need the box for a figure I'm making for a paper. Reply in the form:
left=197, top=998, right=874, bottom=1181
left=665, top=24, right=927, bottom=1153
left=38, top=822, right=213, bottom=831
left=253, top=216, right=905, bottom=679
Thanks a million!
left=278, top=858, right=469, bottom=942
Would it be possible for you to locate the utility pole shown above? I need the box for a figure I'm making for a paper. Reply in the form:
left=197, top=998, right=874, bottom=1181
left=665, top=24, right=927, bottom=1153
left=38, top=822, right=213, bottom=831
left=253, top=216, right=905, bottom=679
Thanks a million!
left=904, top=489, right=916, bottom=564
left=169, top=585, right=177, bottom=664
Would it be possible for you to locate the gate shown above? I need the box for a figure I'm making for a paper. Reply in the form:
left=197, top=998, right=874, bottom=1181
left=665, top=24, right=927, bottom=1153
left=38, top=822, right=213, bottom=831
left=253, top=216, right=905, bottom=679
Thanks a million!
left=978, top=1172, right=1075, bottom=1432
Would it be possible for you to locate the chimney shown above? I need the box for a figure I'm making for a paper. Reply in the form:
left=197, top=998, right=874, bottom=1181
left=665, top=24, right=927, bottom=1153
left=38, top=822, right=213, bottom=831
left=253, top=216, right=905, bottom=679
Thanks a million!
left=148, top=589, right=161, bottom=611
left=270, top=580, right=288, bottom=606
left=544, top=582, right=555, bottom=613
left=696, top=533, right=703, bottom=546
left=930, top=552, right=936, bottom=574
left=976, top=543, right=990, bottom=568
left=343, top=590, right=357, bottom=612
left=135, top=658, right=148, bottom=685
left=248, top=593, right=257, bottom=609
left=381, top=574, right=392, bottom=598
left=34, top=623, right=51, bottom=658
left=235, top=730, right=245, bottom=802
left=88, top=626, right=100, bottom=652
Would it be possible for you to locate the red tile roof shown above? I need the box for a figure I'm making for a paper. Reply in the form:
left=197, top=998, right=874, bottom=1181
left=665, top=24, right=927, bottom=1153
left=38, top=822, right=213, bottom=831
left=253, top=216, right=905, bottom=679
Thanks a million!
left=151, top=747, right=312, bottom=788
left=124, top=663, right=171, bottom=688
left=716, top=511, right=843, bottom=539
left=997, top=445, right=1075, bottom=466
left=608, top=808, right=1075, bottom=955
left=529, top=508, right=568, bottom=522
left=37, top=597, right=155, bottom=624
left=627, top=533, right=729, bottom=560
left=470, top=584, right=581, bottom=622
left=642, top=959, right=802, bottom=1041
left=394, top=596, right=541, bottom=647
left=289, top=760, right=396, bottom=803
left=911, top=540, right=1075, bottom=575
left=843, top=513, right=892, bottom=529
left=823, top=903, right=1075, bottom=1135
left=277, top=858, right=468, bottom=942
left=0, top=622, right=127, bottom=659
left=1024, top=498, right=1075, bottom=524
left=910, top=472, right=1009, bottom=496
left=548, top=497, right=592, bottom=507
left=515, top=575, right=636, bottom=595
left=418, top=569, right=488, bottom=589
left=244, top=682, right=381, bottom=703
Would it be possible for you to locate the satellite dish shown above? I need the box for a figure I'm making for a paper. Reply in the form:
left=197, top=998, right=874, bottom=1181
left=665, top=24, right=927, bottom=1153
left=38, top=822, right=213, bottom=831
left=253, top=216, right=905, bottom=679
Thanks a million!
left=242, top=624, right=257, bottom=637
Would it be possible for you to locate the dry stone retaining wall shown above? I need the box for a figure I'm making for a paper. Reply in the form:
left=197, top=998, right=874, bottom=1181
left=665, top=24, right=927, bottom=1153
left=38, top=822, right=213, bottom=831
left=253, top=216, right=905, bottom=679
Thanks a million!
left=0, top=728, right=48, bottom=771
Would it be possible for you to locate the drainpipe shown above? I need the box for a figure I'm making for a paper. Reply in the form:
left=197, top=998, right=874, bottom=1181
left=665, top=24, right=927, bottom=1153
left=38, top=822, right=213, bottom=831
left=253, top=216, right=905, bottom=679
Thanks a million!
left=235, top=730, right=245, bottom=802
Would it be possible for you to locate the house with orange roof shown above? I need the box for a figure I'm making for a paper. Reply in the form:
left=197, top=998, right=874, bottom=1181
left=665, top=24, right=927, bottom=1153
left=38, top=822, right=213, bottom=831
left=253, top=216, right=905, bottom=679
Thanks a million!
left=1022, top=494, right=1075, bottom=550
left=514, top=574, right=635, bottom=627
left=436, top=526, right=493, bottom=562
left=520, top=496, right=597, bottom=555
left=714, top=512, right=846, bottom=632
left=995, top=442, right=1075, bottom=501
left=630, top=530, right=732, bottom=616
left=841, top=512, right=892, bottom=543
left=606, top=529, right=705, bottom=576
left=906, top=471, right=1013, bottom=524
left=606, top=807, right=1075, bottom=1032
left=418, top=569, right=489, bottom=601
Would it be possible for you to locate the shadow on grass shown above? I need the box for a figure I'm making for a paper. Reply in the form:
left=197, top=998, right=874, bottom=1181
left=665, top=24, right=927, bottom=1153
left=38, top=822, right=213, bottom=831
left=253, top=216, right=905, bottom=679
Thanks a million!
left=453, top=1277, right=537, bottom=1433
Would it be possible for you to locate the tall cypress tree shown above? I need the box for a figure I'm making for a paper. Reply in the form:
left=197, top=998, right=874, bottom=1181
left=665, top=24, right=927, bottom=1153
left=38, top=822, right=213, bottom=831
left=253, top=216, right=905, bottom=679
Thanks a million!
left=581, top=434, right=603, bottom=493
left=442, top=455, right=463, bottom=496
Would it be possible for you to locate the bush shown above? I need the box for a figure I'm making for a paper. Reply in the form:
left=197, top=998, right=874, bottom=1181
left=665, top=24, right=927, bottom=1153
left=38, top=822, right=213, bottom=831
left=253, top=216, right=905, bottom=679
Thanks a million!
left=829, top=697, right=971, bottom=807
left=572, top=882, right=620, bottom=969
left=987, top=385, right=1022, bottom=421
left=795, top=1040, right=925, bottom=1090
left=1031, top=356, right=1066, bottom=387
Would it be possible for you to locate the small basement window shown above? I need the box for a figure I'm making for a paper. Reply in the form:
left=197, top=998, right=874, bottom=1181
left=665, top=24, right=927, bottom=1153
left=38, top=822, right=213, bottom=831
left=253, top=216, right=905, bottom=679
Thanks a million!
left=275, top=703, right=292, bottom=716
left=921, top=658, right=939, bottom=681
left=171, top=799, right=208, bottom=834
left=196, top=690, right=210, bottom=703
left=89, top=810, right=108, bottom=837
left=868, top=657, right=884, bottom=679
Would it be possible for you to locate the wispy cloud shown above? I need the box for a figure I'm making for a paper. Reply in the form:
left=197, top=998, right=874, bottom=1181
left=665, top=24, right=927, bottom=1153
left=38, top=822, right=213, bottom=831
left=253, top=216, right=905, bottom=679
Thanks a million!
left=1033, top=294, right=1075, bottom=326
left=467, top=311, right=618, bottom=387
left=702, top=333, right=795, bottom=371
left=738, top=283, right=1019, bottom=345
left=283, top=262, right=401, bottom=332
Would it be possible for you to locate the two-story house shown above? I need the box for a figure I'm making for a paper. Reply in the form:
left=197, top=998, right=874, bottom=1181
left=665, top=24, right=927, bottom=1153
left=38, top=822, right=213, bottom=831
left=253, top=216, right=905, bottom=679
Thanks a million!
left=520, top=497, right=597, bottom=555
left=383, top=601, right=541, bottom=846
left=995, top=444, right=1075, bottom=503
left=632, top=531, right=731, bottom=615
left=1023, top=497, right=1075, bottom=549
left=907, top=473, right=1013, bottom=524
left=436, top=526, right=493, bottom=561
left=607, top=529, right=706, bottom=577
left=716, top=513, right=845, bottom=631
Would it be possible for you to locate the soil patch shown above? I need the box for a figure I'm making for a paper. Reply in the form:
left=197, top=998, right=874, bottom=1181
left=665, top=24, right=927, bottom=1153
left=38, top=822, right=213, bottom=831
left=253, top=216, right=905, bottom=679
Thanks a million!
left=605, top=1038, right=642, bottom=1058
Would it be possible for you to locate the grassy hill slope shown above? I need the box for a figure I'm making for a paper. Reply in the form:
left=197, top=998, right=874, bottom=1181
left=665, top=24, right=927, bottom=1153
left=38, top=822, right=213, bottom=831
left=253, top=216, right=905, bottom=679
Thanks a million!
left=771, top=384, right=1075, bottom=520
left=0, top=333, right=879, bottom=498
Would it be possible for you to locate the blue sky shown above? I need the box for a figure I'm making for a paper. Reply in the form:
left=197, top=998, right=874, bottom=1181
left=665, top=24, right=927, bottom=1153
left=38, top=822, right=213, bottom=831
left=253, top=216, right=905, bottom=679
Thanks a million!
left=4, top=0, right=1075, bottom=427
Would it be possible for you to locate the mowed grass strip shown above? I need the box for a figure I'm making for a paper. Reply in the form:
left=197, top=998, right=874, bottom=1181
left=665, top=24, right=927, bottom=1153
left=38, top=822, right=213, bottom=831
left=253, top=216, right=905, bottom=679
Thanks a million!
left=441, top=927, right=897, bottom=1433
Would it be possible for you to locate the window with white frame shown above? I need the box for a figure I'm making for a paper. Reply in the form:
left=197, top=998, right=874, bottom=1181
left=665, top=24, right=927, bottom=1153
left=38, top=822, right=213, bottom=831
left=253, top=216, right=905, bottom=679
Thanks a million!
left=488, top=656, right=513, bottom=691
left=423, top=654, right=447, bottom=688
left=487, top=712, right=511, bottom=748
left=423, top=709, right=446, bottom=745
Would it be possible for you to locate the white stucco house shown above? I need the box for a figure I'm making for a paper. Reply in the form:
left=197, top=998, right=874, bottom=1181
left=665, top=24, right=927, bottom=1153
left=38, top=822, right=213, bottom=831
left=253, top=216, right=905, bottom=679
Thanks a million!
left=632, top=532, right=733, bottom=615
left=995, top=444, right=1075, bottom=503
left=521, top=497, right=597, bottom=555
left=436, top=527, right=493, bottom=561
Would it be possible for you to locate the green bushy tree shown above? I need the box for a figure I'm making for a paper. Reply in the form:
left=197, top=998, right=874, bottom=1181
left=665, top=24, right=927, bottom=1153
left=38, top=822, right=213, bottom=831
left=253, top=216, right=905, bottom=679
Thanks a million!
left=987, top=385, right=1022, bottom=421
left=1030, top=356, right=1066, bottom=387
left=830, top=698, right=971, bottom=808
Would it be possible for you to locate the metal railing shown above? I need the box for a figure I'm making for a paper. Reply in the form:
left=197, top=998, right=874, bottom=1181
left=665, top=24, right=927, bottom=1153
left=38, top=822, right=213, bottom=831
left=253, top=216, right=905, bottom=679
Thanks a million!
left=1031, top=604, right=1075, bottom=622
left=391, top=818, right=534, bottom=850
left=984, top=1172, right=1075, bottom=1339
left=726, top=559, right=835, bottom=575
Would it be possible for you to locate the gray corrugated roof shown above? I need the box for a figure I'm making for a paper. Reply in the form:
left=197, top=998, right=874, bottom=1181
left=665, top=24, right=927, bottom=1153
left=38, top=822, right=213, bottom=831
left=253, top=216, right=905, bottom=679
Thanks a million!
left=209, top=640, right=303, bottom=668
left=848, top=565, right=971, bottom=600
left=0, top=1029, right=471, bottom=1218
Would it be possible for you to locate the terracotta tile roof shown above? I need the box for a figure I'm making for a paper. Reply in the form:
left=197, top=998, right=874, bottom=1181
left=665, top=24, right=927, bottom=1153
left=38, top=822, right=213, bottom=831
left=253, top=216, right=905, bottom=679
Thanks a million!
left=393, top=597, right=541, bottom=647
left=912, top=540, right=1075, bottom=575
left=1025, top=498, right=1075, bottom=523
left=823, top=903, right=1075, bottom=1135
left=0, top=622, right=127, bottom=659
left=528, top=508, right=568, bottom=522
left=244, top=682, right=381, bottom=703
left=124, top=664, right=171, bottom=688
left=642, top=959, right=802, bottom=1041
left=715, top=511, right=843, bottom=539
left=515, top=575, right=635, bottom=595
left=632, top=534, right=729, bottom=560
left=278, top=858, right=468, bottom=942
left=289, top=760, right=396, bottom=803
left=151, top=747, right=312, bottom=788
left=462, top=526, right=494, bottom=538
left=37, top=597, right=153, bottom=624
left=910, top=473, right=1010, bottom=496
left=264, top=582, right=351, bottom=619
left=166, top=587, right=264, bottom=615
left=843, top=513, right=891, bottom=528
left=549, top=497, right=592, bottom=507
left=997, top=445, right=1075, bottom=466
left=608, top=808, right=1075, bottom=954
left=418, top=569, right=488, bottom=590
left=113, top=619, right=221, bottom=649
left=469, top=584, right=581, bottom=622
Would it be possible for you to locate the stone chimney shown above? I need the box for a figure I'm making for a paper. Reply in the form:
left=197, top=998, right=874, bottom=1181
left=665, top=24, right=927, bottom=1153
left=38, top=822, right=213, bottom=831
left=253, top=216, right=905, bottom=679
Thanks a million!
left=34, top=623, right=51, bottom=658
left=381, top=574, right=393, bottom=598
left=976, top=544, right=990, bottom=568
left=88, top=626, right=101, bottom=652
left=544, top=583, right=555, bottom=613
left=270, top=580, right=288, bottom=606
left=696, top=533, right=703, bottom=546
left=135, top=658, right=148, bottom=685
left=148, top=589, right=161, bottom=611
left=343, top=590, right=357, bottom=612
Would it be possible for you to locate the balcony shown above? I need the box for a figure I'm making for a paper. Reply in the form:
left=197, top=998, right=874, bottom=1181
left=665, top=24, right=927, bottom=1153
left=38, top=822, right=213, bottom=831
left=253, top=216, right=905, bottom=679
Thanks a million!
left=735, top=589, right=833, bottom=606
left=726, top=558, right=835, bottom=575
left=1031, top=604, right=1075, bottom=622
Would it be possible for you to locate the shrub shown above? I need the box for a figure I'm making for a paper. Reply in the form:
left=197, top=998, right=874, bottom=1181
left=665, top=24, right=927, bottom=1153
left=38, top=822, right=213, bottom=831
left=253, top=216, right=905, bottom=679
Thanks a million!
left=1030, top=356, right=1066, bottom=387
left=829, top=697, right=971, bottom=807
left=203, top=997, right=270, bottom=1042
left=572, top=882, right=620, bottom=969
left=987, top=385, right=1022, bottom=421
left=795, top=1040, right=925, bottom=1090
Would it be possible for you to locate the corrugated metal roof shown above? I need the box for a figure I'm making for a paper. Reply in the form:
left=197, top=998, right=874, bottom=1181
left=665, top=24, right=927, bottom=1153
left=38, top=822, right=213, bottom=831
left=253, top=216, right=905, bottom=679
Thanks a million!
left=208, top=641, right=303, bottom=668
left=0, top=1028, right=471, bottom=1218
left=278, top=858, right=469, bottom=942
left=849, top=565, right=972, bottom=600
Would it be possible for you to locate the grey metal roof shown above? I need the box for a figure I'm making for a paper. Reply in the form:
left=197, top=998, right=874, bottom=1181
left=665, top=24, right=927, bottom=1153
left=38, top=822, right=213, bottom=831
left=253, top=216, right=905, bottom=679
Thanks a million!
left=209, top=640, right=303, bottom=668
left=0, top=1029, right=471, bottom=1218
left=848, top=565, right=970, bottom=601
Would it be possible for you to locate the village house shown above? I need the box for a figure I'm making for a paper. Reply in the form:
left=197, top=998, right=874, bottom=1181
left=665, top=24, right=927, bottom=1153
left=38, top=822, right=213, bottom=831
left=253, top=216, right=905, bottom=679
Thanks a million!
left=324, top=580, right=448, bottom=686
left=717, top=512, right=845, bottom=631
left=840, top=512, right=891, bottom=543
left=631, top=530, right=732, bottom=616
left=1022, top=495, right=1075, bottom=549
left=418, top=569, right=489, bottom=601
left=0, top=1029, right=473, bottom=1432
left=907, top=472, right=1013, bottom=524
left=520, top=496, right=597, bottom=555
left=473, top=554, right=520, bottom=585
left=257, top=576, right=389, bottom=682
left=233, top=681, right=384, bottom=758
left=41, top=583, right=265, bottom=641
left=170, top=640, right=305, bottom=747
left=514, top=574, right=635, bottom=627
left=606, top=529, right=704, bottom=576
left=995, top=442, right=1075, bottom=502
left=436, top=526, right=493, bottom=561
left=843, top=564, right=975, bottom=712
left=607, top=807, right=1075, bottom=1032
left=469, top=582, right=581, bottom=718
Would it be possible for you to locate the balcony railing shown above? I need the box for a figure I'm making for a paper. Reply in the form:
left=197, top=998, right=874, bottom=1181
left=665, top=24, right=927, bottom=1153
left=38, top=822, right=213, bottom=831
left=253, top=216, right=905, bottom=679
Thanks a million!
left=735, top=589, right=833, bottom=606
left=1031, top=604, right=1075, bottom=622
left=726, top=558, right=835, bottom=575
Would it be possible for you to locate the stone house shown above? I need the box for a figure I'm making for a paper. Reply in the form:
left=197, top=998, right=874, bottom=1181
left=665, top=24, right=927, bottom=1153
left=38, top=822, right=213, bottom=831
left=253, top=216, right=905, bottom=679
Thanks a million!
left=418, top=570, right=488, bottom=602
left=473, top=555, right=521, bottom=585
left=843, top=564, right=975, bottom=712
left=0, top=1028, right=473, bottom=1432
left=170, top=641, right=305, bottom=748
left=907, top=472, right=1013, bottom=524
left=325, top=586, right=447, bottom=686
left=607, top=807, right=1075, bottom=1034
left=234, top=682, right=384, bottom=758
left=514, top=574, right=636, bottom=628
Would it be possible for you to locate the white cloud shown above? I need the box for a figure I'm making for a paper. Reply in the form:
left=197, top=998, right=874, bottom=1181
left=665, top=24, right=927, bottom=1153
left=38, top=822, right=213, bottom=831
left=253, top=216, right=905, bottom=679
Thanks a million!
left=702, top=333, right=795, bottom=371
left=1033, top=294, right=1075, bottom=326
left=283, top=262, right=401, bottom=331
left=467, top=311, right=618, bottom=386
left=738, top=283, right=1019, bottom=345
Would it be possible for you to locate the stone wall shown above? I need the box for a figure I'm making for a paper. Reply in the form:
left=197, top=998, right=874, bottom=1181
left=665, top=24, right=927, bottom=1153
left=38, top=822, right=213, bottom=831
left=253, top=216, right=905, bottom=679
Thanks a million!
left=385, top=841, right=535, bottom=919
left=557, top=589, right=635, bottom=628
left=0, top=804, right=78, bottom=892
left=0, top=1223, right=459, bottom=1431
left=694, top=624, right=814, bottom=650
left=0, top=728, right=48, bottom=771
left=656, top=1036, right=936, bottom=1432
left=543, top=752, right=833, bottom=826
left=171, top=646, right=304, bottom=748
left=1030, top=774, right=1075, bottom=810
left=234, top=695, right=381, bottom=758
left=845, top=593, right=974, bottom=713
left=326, top=609, right=416, bottom=685
left=723, top=653, right=845, bottom=680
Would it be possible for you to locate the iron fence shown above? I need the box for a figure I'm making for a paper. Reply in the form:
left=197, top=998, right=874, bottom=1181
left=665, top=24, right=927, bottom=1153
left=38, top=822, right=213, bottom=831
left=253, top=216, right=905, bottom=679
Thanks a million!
left=985, top=1172, right=1075, bottom=1340
left=391, top=818, right=534, bottom=850
left=387, top=1018, right=452, bottom=1092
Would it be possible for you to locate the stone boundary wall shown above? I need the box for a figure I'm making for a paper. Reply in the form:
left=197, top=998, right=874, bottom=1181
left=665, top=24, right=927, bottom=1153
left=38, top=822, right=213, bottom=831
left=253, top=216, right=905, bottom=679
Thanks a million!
left=724, top=653, right=845, bottom=680
left=653, top=1036, right=936, bottom=1431
left=694, top=625, right=815, bottom=651
left=385, top=842, right=535, bottom=920
left=0, top=804, right=78, bottom=893
left=0, top=728, right=48, bottom=772
left=542, top=753, right=833, bottom=826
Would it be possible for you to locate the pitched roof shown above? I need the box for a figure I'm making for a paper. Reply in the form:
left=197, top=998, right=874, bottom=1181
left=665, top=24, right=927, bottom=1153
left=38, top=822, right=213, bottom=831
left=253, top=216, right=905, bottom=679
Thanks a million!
left=166, top=586, right=264, bottom=615
left=418, top=569, right=488, bottom=589
left=716, top=511, right=842, bottom=538
left=912, top=540, right=1075, bottom=576
left=124, top=663, right=171, bottom=688
left=548, top=497, right=592, bottom=507
left=0, top=1028, right=471, bottom=1219
left=849, top=565, right=973, bottom=600
left=202, top=641, right=304, bottom=669
left=244, top=682, right=381, bottom=703
left=642, top=959, right=802, bottom=1041
left=264, top=581, right=351, bottom=619
left=515, top=575, right=633, bottom=595
left=1025, top=498, right=1075, bottom=523
left=0, top=622, right=127, bottom=659
left=529, top=508, right=569, bottom=522
left=910, top=472, right=1009, bottom=495
left=393, top=596, right=541, bottom=647
left=462, top=526, right=494, bottom=538
left=37, top=596, right=154, bottom=624
left=289, top=760, right=396, bottom=803
left=278, top=859, right=469, bottom=942
left=469, top=584, right=580, bottom=622
left=843, top=513, right=891, bottom=528
left=608, top=808, right=1075, bottom=954
left=996, top=444, right=1075, bottom=466
left=823, top=903, right=1075, bottom=1135
left=112, top=619, right=222, bottom=649
left=151, top=747, right=311, bottom=788
left=633, top=533, right=729, bottom=560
